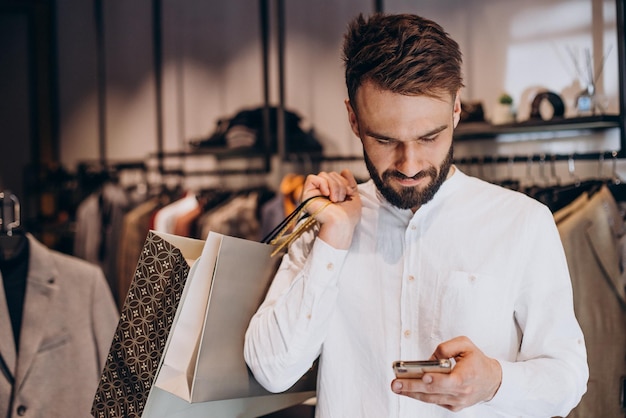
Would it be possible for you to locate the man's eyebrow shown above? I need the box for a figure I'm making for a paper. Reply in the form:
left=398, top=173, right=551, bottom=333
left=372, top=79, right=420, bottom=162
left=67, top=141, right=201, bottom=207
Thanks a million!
left=365, top=124, right=449, bottom=141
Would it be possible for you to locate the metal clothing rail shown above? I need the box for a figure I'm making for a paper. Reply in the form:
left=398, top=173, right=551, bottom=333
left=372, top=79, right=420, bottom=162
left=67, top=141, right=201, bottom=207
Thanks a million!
left=616, top=0, right=626, bottom=152
left=454, top=150, right=626, bottom=186
left=157, top=167, right=269, bottom=177
left=454, top=150, right=624, bottom=166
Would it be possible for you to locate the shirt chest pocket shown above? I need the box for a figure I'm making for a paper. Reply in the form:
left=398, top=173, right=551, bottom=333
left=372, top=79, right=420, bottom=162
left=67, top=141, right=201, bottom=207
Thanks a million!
left=430, top=271, right=511, bottom=347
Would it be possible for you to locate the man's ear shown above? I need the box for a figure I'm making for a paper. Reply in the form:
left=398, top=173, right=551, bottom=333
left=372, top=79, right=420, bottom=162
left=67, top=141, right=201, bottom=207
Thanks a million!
left=452, top=90, right=462, bottom=128
left=345, top=99, right=360, bottom=138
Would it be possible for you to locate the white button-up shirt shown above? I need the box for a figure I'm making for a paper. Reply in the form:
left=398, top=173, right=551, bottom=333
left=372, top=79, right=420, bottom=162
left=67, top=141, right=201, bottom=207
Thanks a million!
left=245, top=168, right=588, bottom=417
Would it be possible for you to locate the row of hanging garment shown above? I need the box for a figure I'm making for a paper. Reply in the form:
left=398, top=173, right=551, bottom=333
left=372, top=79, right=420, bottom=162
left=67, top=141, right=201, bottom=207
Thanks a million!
left=72, top=165, right=151, bottom=310
left=460, top=154, right=626, bottom=417
left=71, top=168, right=306, bottom=311
left=553, top=181, right=626, bottom=417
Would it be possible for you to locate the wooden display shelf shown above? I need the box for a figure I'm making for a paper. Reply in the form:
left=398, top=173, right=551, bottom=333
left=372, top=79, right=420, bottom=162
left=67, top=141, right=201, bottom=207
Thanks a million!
left=454, top=114, right=622, bottom=140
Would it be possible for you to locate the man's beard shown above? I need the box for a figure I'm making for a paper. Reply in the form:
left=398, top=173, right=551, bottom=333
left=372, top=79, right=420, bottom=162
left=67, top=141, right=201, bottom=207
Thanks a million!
left=364, top=145, right=454, bottom=210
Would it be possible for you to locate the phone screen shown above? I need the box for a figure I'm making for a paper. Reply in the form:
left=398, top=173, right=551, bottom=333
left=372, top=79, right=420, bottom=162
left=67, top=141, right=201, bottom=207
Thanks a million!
left=392, top=359, right=452, bottom=378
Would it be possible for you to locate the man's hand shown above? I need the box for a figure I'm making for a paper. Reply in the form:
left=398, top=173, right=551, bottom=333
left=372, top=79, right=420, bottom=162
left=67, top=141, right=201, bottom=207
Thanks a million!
left=301, top=169, right=362, bottom=249
left=391, top=336, right=502, bottom=412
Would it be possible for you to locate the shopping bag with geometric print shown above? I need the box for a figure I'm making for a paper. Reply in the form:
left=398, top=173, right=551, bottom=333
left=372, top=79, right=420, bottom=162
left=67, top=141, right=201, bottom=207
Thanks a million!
left=91, top=231, right=203, bottom=418
left=91, top=230, right=316, bottom=418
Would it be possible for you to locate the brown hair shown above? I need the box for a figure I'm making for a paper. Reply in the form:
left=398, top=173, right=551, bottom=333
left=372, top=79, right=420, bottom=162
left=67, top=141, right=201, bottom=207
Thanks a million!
left=343, top=13, right=464, bottom=107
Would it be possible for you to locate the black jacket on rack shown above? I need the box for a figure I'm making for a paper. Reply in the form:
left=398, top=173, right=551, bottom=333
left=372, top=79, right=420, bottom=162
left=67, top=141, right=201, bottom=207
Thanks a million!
left=190, top=106, right=323, bottom=155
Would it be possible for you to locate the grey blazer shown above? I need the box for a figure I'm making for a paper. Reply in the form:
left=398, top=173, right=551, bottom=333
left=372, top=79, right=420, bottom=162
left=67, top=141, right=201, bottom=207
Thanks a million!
left=0, top=234, right=119, bottom=418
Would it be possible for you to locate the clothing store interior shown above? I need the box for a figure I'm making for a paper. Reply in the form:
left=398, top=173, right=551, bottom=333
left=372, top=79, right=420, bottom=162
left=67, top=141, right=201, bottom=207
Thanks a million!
left=1, top=0, right=625, bottom=417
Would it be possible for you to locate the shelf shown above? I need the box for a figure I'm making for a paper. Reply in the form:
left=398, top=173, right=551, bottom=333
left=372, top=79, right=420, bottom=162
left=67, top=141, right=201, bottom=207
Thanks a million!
left=454, top=114, right=622, bottom=140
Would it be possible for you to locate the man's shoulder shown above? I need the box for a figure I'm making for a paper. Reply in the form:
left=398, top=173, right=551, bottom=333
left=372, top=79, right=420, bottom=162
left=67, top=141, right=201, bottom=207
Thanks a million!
left=456, top=172, right=550, bottom=214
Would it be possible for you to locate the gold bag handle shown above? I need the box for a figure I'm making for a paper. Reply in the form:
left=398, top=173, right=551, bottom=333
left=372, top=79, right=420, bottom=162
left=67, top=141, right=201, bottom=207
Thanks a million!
left=262, top=195, right=331, bottom=257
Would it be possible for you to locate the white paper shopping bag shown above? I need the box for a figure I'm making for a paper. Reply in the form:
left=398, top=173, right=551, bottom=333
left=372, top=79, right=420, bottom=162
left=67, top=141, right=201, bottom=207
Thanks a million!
left=153, top=232, right=223, bottom=400
left=153, top=231, right=316, bottom=403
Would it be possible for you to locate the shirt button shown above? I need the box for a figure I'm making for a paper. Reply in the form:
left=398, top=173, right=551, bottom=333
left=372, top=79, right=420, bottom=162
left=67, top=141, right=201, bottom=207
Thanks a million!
left=326, top=262, right=334, bottom=271
left=410, top=225, right=417, bottom=231
left=17, top=405, right=27, bottom=416
left=407, top=275, right=415, bottom=282
left=403, top=330, right=411, bottom=338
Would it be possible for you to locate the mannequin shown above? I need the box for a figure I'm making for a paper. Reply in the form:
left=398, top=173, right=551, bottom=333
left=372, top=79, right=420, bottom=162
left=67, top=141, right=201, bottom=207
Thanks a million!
left=0, top=191, right=119, bottom=418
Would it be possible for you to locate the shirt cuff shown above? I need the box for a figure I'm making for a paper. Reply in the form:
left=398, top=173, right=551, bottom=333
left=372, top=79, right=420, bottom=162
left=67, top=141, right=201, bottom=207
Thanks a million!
left=303, top=237, right=348, bottom=288
left=482, top=360, right=521, bottom=410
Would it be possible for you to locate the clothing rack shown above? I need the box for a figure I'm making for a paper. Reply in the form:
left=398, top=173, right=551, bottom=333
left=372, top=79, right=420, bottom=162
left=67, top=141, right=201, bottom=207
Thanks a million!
left=616, top=0, right=625, bottom=153
left=146, top=150, right=271, bottom=178
left=454, top=150, right=623, bottom=166
left=74, top=160, right=148, bottom=187
left=145, top=152, right=365, bottom=178
left=74, top=160, right=148, bottom=175
left=87, top=0, right=626, bottom=186
left=157, top=167, right=269, bottom=177
left=455, top=150, right=626, bottom=195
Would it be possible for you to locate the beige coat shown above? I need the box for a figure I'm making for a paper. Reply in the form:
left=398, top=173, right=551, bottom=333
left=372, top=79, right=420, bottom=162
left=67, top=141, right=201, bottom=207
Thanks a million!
left=556, top=186, right=626, bottom=417
left=0, top=234, right=118, bottom=418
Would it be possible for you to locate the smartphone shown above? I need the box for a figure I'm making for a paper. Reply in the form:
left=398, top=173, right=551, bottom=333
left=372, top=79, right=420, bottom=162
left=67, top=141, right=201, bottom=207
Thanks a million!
left=392, top=359, right=452, bottom=379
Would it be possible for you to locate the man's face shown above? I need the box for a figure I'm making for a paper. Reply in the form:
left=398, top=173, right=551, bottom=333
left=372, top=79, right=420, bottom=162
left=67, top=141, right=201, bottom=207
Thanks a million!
left=345, top=81, right=461, bottom=212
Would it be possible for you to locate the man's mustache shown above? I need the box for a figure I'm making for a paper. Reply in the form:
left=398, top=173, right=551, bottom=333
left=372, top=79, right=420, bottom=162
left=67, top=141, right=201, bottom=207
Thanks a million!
left=384, top=168, right=436, bottom=181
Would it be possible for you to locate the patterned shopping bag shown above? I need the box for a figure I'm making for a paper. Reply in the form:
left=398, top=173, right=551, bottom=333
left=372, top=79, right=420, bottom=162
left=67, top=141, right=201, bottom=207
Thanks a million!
left=91, top=231, right=203, bottom=417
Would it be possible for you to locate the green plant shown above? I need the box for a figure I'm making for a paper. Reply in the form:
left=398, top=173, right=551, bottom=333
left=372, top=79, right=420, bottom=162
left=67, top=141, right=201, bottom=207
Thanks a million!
left=499, top=93, right=513, bottom=105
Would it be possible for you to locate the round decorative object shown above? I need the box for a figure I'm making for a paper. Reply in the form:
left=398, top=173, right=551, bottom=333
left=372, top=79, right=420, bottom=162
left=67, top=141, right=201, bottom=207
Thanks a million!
left=529, top=91, right=565, bottom=121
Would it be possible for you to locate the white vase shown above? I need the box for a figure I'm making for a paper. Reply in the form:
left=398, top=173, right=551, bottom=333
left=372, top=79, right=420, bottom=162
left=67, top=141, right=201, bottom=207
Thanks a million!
left=491, top=103, right=515, bottom=125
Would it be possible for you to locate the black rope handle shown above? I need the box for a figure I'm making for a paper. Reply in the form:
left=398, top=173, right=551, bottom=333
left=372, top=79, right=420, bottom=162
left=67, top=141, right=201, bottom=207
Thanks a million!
left=261, top=195, right=331, bottom=245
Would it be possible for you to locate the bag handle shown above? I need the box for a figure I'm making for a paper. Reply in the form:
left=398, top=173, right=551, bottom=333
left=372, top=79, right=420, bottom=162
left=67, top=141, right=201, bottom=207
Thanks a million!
left=262, top=195, right=331, bottom=256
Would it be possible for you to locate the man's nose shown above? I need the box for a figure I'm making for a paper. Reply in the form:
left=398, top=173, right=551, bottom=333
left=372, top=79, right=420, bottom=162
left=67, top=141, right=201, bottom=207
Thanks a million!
left=395, top=141, right=425, bottom=178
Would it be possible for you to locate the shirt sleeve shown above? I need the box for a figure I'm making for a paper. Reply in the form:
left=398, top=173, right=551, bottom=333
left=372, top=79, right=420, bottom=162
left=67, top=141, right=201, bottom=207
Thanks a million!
left=483, top=204, right=588, bottom=417
left=244, top=230, right=348, bottom=393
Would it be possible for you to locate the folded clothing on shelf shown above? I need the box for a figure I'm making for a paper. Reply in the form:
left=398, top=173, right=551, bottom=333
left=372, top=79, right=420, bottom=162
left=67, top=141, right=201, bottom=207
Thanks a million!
left=190, top=106, right=323, bottom=155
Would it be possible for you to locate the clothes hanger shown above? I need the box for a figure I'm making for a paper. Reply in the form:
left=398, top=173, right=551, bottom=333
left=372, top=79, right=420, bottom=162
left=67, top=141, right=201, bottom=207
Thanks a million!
left=549, top=154, right=562, bottom=188
left=0, top=191, right=28, bottom=261
left=531, top=154, right=600, bottom=212
left=523, top=155, right=541, bottom=197
left=606, top=150, right=626, bottom=203
left=497, top=156, right=521, bottom=191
